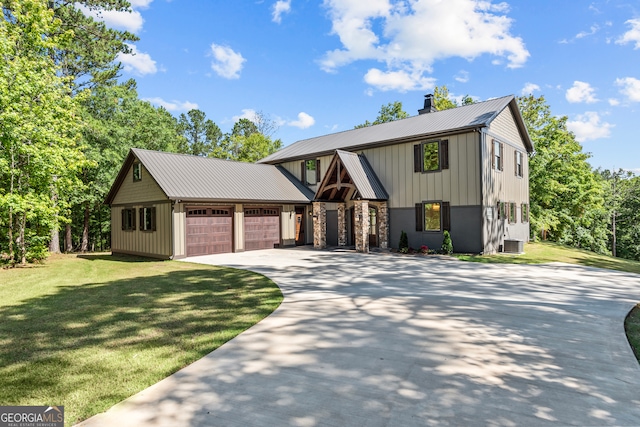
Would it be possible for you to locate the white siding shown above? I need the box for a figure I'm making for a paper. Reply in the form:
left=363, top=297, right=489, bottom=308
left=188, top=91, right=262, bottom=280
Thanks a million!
left=173, top=203, right=186, bottom=258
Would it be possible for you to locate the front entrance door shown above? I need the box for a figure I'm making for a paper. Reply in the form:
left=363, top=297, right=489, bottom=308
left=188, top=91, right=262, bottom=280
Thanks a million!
left=295, top=207, right=305, bottom=245
left=369, top=207, right=378, bottom=247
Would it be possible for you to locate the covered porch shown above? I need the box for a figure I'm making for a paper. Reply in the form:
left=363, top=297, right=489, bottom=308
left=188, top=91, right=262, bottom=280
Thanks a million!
left=311, top=150, right=389, bottom=253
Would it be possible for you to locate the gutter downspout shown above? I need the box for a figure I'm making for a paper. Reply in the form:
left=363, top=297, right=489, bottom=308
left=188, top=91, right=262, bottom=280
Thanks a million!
left=479, top=128, right=486, bottom=255
left=170, top=200, right=175, bottom=260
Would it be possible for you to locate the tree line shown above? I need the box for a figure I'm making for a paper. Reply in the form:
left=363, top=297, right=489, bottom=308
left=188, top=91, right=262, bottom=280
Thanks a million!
left=2, top=1, right=638, bottom=265
left=0, top=0, right=280, bottom=265
left=356, top=86, right=640, bottom=262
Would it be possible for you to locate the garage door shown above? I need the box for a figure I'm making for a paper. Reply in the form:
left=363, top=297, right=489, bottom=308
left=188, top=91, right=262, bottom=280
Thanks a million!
left=186, top=207, right=232, bottom=256
left=244, top=208, right=280, bottom=251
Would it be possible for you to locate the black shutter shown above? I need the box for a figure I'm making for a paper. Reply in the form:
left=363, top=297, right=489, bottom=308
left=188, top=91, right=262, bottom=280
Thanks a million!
left=441, top=140, right=449, bottom=170
left=316, top=159, right=321, bottom=183
left=121, top=209, right=126, bottom=230
left=139, top=208, right=143, bottom=230
left=151, top=207, right=157, bottom=231
left=300, top=161, right=306, bottom=184
left=442, top=202, right=451, bottom=231
left=414, top=144, right=422, bottom=172
left=415, top=203, right=423, bottom=232
left=131, top=208, right=136, bottom=230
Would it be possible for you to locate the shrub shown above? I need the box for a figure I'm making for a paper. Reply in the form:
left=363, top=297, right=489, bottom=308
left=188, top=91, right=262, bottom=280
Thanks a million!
left=441, top=230, right=453, bottom=255
left=399, top=230, right=408, bottom=251
left=420, top=245, right=429, bottom=254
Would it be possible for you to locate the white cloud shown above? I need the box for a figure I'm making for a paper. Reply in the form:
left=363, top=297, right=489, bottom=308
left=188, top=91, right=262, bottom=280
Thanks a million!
left=521, top=82, right=540, bottom=95
left=566, top=81, right=598, bottom=103
left=566, top=112, right=613, bottom=142
left=129, top=0, right=153, bottom=8
left=76, top=4, right=144, bottom=33
left=608, top=98, right=620, bottom=106
left=117, top=44, right=157, bottom=75
left=363, top=68, right=436, bottom=92
left=210, top=43, right=246, bottom=79
left=455, top=70, right=470, bottom=83
left=576, top=24, right=599, bottom=39
left=272, top=0, right=292, bottom=23
left=320, top=0, right=529, bottom=90
left=615, top=77, right=640, bottom=102
left=232, top=109, right=258, bottom=123
left=288, top=112, right=315, bottom=129
left=617, top=19, right=640, bottom=49
left=144, top=97, right=198, bottom=111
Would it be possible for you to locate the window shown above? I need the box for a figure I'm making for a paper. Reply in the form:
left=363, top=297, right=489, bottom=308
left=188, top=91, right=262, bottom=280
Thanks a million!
left=244, top=208, right=279, bottom=216
left=515, top=151, right=523, bottom=177
left=133, top=163, right=142, bottom=182
left=301, top=159, right=320, bottom=186
left=497, top=201, right=507, bottom=220
left=139, top=207, right=156, bottom=231
left=121, top=208, right=136, bottom=231
left=509, top=202, right=517, bottom=224
left=521, top=203, right=529, bottom=223
left=414, top=140, right=449, bottom=173
left=492, top=140, right=503, bottom=171
left=415, top=201, right=450, bottom=232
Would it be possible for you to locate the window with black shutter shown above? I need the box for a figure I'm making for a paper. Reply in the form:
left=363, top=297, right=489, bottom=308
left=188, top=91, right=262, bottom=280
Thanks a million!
left=413, top=139, right=449, bottom=173
left=122, top=208, right=136, bottom=231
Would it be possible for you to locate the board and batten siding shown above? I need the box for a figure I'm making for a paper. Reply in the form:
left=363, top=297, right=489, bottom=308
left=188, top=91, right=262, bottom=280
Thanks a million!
left=482, top=107, right=531, bottom=253
left=278, top=155, right=333, bottom=195
left=111, top=202, right=172, bottom=259
left=360, top=132, right=481, bottom=208
left=111, top=163, right=167, bottom=205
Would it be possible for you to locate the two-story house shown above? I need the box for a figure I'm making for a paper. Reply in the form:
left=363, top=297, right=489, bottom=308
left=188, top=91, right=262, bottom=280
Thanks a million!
left=105, top=94, right=532, bottom=258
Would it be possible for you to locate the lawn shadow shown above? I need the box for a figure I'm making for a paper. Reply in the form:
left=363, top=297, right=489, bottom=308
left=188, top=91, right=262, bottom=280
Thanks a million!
left=0, top=264, right=282, bottom=425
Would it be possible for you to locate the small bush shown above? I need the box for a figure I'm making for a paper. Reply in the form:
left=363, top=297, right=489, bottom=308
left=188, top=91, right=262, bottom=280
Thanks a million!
left=420, top=245, right=429, bottom=254
left=399, top=230, right=408, bottom=251
left=441, top=230, right=453, bottom=255
left=399, top=247, right=409, bottom=254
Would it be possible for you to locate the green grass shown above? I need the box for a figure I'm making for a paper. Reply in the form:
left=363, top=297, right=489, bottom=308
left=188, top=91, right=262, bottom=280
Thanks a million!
left=456, top=240, right=640, bottom=275
left=0, top=253, right=283, bottom=426
left=625, top=305, right=640, bottom=362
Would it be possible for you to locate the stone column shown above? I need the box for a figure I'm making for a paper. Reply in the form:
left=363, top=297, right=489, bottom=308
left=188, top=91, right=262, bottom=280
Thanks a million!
left=312, top=202, right=326, bottom=249
left=353, top=200, right=369, bottom=253
left=337, top=203, right=347, bottom=246
left=378, top=201, right=389, bottom=249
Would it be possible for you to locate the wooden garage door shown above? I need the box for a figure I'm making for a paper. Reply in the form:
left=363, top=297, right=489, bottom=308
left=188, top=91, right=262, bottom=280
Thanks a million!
left=244, top=208, right=280, bottom=251
left=186, top=207, right=232, bottom=256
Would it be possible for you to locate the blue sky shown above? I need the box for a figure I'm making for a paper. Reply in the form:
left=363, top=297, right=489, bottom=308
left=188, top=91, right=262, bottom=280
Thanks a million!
left=85, top=0, right=640, bottom=172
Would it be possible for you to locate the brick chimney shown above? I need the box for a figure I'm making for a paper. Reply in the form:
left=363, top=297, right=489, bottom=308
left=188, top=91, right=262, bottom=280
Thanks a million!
left=418, top=94, right=437, bottom=114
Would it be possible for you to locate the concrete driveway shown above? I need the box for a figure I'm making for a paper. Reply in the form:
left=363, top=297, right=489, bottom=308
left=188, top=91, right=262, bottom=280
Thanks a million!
left=79, top=248, right=640, bottom=426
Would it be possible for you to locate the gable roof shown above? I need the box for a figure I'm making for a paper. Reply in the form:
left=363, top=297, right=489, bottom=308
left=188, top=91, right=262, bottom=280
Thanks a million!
left=315, top=150, right=388, bottom=201
left=259, top=95, right=532, bottom=164
left=105, top=148, right=315, bottom=205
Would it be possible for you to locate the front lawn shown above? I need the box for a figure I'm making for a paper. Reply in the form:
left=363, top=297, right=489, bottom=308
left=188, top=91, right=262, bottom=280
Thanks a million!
left=456, top=240, right=640, bottom=275
left=0, top=253, right=283, bottom=426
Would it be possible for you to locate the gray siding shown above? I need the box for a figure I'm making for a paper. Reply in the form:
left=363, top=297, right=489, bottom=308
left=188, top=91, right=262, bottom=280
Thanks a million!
left=482, top=108, right=531, bottom=253
left=111, top=202, right=173, bottom=259
left=389, top=206, right=482, bottom=253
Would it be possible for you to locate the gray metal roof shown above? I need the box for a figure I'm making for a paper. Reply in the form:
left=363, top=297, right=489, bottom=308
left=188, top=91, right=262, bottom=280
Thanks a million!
left=333, top=150, right=388, bottom=200
left=106, top=149, right=314, bottom=204
left=260, top=95, right=532, bottom=163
